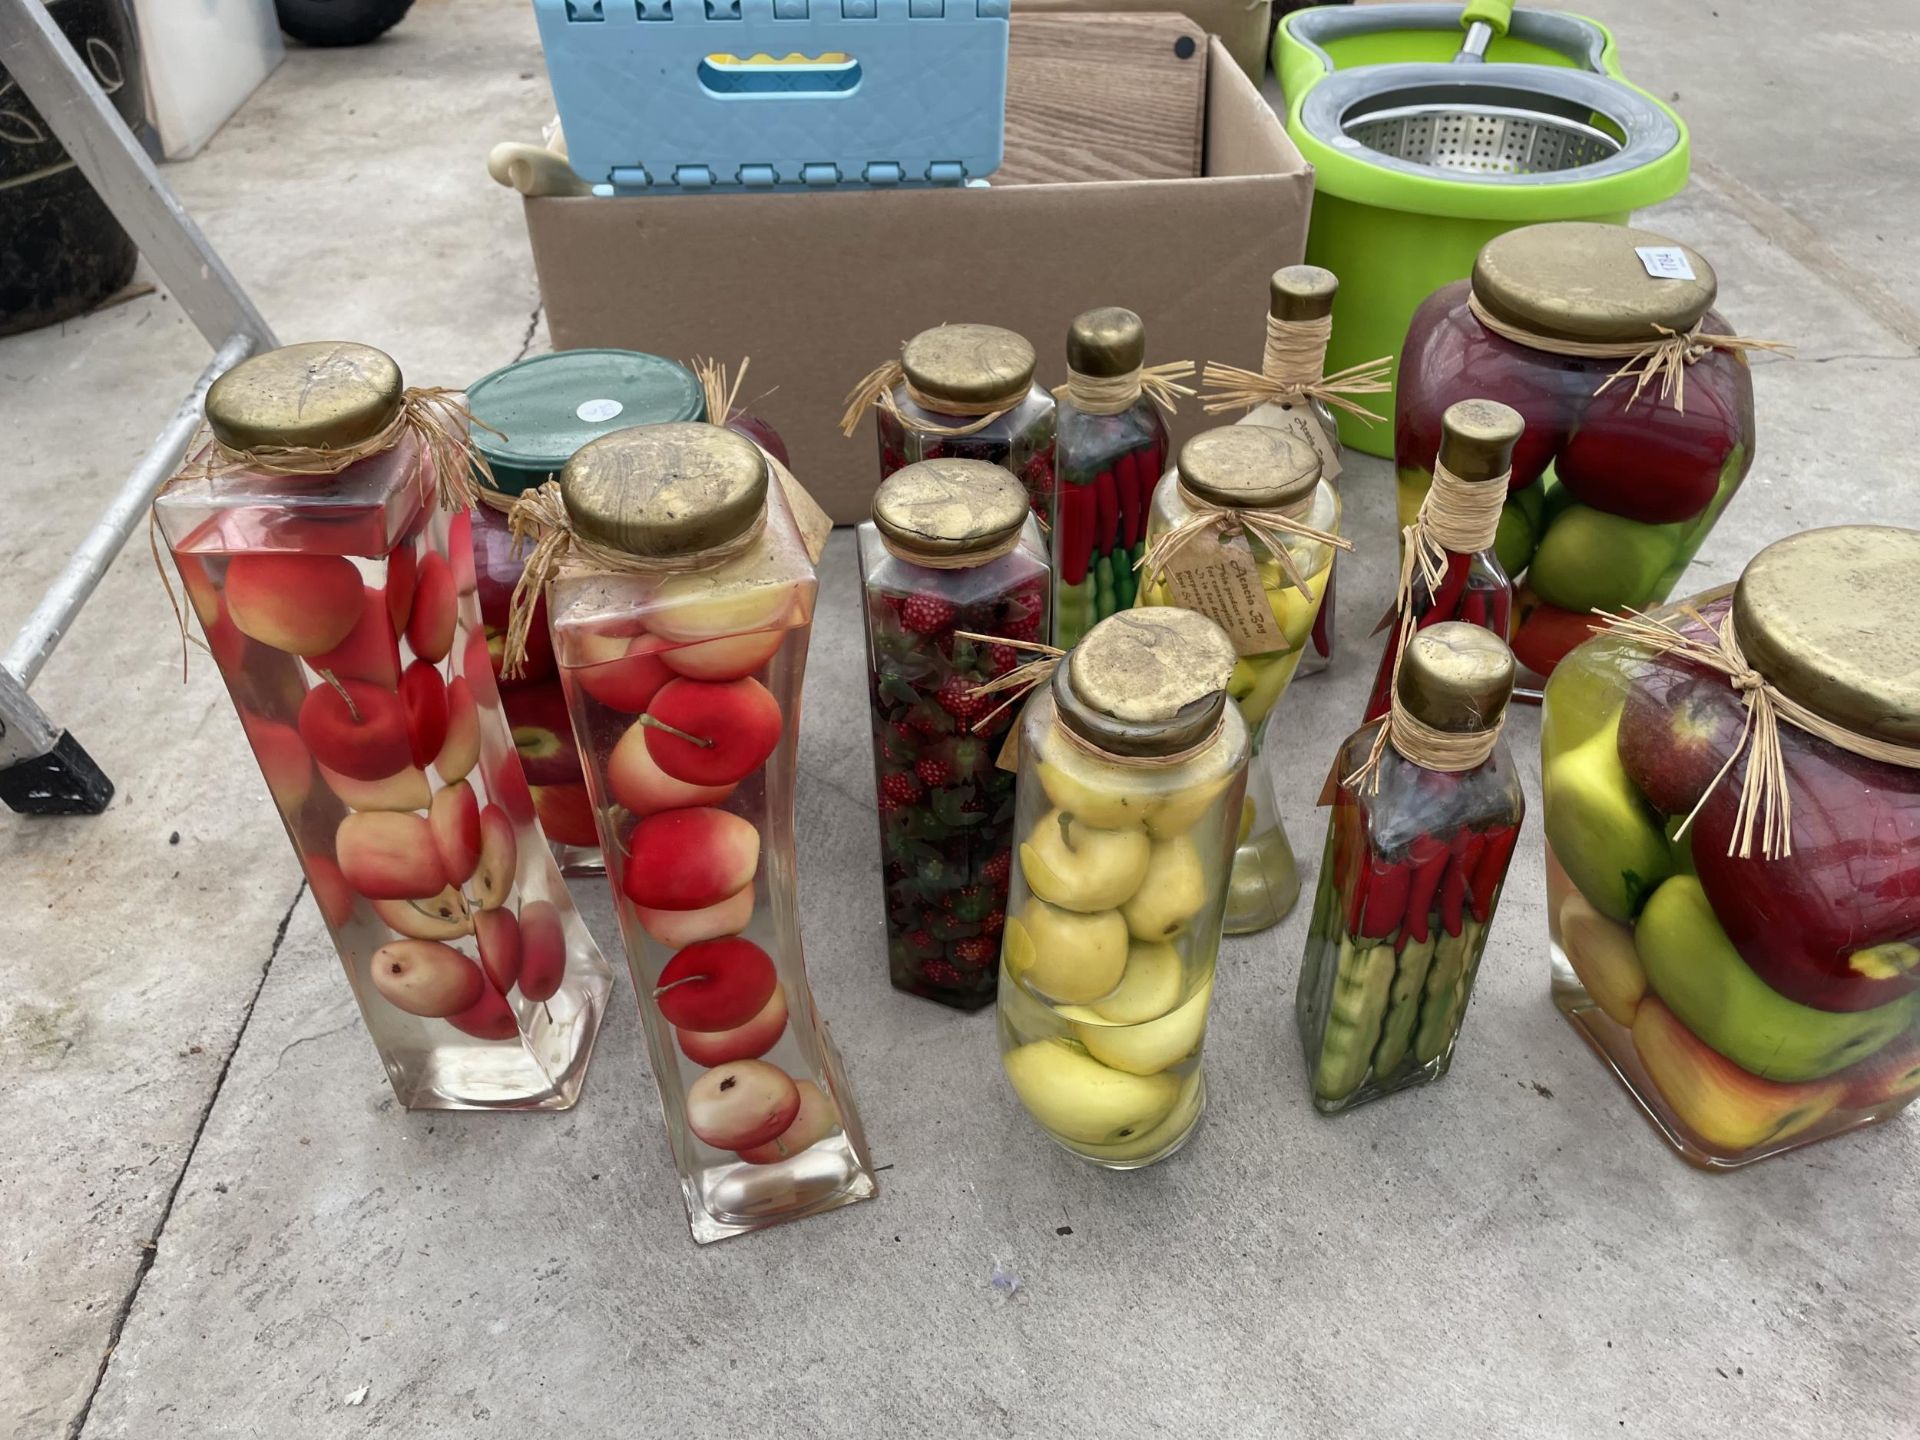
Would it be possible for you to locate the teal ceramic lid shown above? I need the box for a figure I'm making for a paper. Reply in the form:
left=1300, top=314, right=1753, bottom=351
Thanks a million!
left=467, top=350, right=706, bottom=497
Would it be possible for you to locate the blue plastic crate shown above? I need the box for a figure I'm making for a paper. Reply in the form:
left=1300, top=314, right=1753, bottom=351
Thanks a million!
left=532, top=0, right=1011, bottom=193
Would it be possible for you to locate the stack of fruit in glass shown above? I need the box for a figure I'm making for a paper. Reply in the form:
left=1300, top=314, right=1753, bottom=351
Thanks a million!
left=998, top=609, right=1249, bottom=1168
left=843, top=322, right=1056, bottom=524
left=532, top=421, right=877, bottom=1242
left=856, top=459, right=1050, bottom=1010
left=1298, top=624, right=1524, bottom=1112
left=1396, top=223, right=1759, bottom=685
left=1364, top=399, right=1522, bottom=722
left=1138, top=425, right=1345, bottom=934
left=1051, top=307, right=1177, bottom=647
left=1544, top=526, right=1920, bottom=1168
left=155, top=342, right=614, bottom=1111
left=465, top=349, right=708, bottom=872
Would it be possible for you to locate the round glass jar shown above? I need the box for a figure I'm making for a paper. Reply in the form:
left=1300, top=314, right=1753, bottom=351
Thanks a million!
left=997, top=609, right=1249, bottom=1169
left=1543, top=526, right=1920, bottom=1168
left=1396, top=223, right=1757, bottom=685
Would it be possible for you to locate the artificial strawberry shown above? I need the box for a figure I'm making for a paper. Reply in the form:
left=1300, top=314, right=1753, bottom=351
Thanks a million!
left=935, top=673, right=988, bottom=723
left=881, top=771, right=924, bottom=808
left=900, top=593, right=958, bottom=636
left=905, top=929, right=941, bottom=959
left=916, top=756, right=955, bottom=788
left=983, top=849, right=1012, bottom=886
left=919, top=959, right=965, bottom=988
left=948, top=885, right=992, bottom=923
left=982, top=909, right=1005, bottom=936
left=907, top=699, right=954, bottom=737
left=952, top=936, right=998, bottom=969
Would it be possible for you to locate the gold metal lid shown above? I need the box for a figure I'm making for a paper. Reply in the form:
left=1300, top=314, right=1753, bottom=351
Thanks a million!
left=1472, top=222, right=1719, bottom=343
left=901, top=324, right=1036, bottom=409
left=1066, top=307, right=1147, bottom=379
left=204, top=341, right=404, bottom=451
left=1396, top=622, right=1515, bottom=733
left=1269, top=265, right=1339, bottom=323
left=1177, top=425, right=1321, bottom=510
left=1055, top=609, right=1236, bottom=757
left=1438, top=399, right=1525, bottom=482
left=872, top=459, right=1029, bottom=563
left=559, top=421, right=767, bottom=559
left=1733, top=525, right=1920, bottom=746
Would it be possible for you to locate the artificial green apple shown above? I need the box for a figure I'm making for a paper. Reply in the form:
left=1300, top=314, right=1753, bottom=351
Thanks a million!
left=1635, top=877, right=1920, bottom=1082
left=1144, top=772, right=1233, bottom=840
left=1002, top=902, right=1128, bottom=1004
left=1092, top=941, right=1184, bottom=1024
left=1527, top=505, right=1684, bottom=615
left=1493, top=499, right=1537, bottom=578
left=1541, top=705, right=1672, bottom=921
left=1632, top=997, right=1844, bottom=1154
left=1557, top=891, right=1645, bottom=1027
left=1120, top=837, right=1206, bottom=942
left=1020, top=810, right=1150, bottom=913
left=1037, top=749, right=1155, bottom=829
left=1002, top=1039, right=1181, bottom=1146
left=1063, top=979, right=1212, bottom=1076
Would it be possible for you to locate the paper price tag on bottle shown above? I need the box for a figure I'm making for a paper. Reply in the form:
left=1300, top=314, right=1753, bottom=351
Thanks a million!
left=1636, top=246, right=1697, bottom=281
left=1270, top=403, right=1343, bottom=483
left=1160, top=529, right=1292, bottom=657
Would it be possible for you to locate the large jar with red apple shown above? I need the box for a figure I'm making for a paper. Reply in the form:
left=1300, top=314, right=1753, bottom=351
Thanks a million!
left=998, top=609, right=1249, bottom=1169
left=466, top=350, right=707, bottom=872
left=154, top=342, right=614, bottom=1111
left=1299, top=624, right=1524, bottom=1113
left=1397, top=223, right=1758, bottom=685
left=857, top=459, right=1050, bottom=1011
left=848, top=323, right=1057, bottom=526
left=1544, top=526, right=1920, bottom=1169
left=538, top=421, right=878, bottom=1242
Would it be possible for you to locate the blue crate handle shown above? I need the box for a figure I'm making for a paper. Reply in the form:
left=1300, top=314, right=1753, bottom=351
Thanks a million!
left=532, top=0, right=1010, bottom=193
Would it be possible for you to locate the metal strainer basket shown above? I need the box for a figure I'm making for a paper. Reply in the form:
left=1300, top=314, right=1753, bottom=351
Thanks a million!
left=1343, top=100, right=1620, bottom=176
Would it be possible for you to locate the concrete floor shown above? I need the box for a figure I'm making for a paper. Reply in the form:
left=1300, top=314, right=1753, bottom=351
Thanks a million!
left=2, top=1, right=1916, bottom=1435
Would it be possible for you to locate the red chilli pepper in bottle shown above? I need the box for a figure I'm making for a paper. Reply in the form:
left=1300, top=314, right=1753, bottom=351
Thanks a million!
left=1093, top=469, right=1120, bottom=558
left=1397, top=834, right=1451, bottom=945
left=1117, top=447, right=1144, bottom=551
left=1438, top=830, right=1488, bottom=938
left=1359, top=849, right=1413, bottom=940
left=1059, top=482, right=1095, bottom=586
left=1468, top=822, right=1521, bottom=923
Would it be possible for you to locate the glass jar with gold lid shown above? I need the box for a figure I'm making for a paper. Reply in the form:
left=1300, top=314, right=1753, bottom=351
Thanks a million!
left=538, top=421, right=877, bottom=1242
left=997, top=608, right=1249, bottom=1168
left=153, top=342, right=615, bottom=1112
left=857, top=459, right=1050, bottom=1011
left=1544, top=526, right=1920, bottom=1168
left=1397, top=222, right=1759, bottom=686
left=1138, top=424, right=1342, bottom=935
left=1299, top=623, right=1525, bottom=1113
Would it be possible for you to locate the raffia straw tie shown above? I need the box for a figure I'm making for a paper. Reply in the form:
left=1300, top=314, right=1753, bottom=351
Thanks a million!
left=1200, top=315, right=1392, bottom=423
left=1601, top=606, right=1920, bottom=860
left=474, top=485, right=517, bottom=515
left=1137, top=483, right=1351, bottom=603
left=1344, top=694, right=1504, bottom=795
left=880, top=530, right=1025, bottom=571
left=1465, top=291, right=1792, bottom=414
left=838, top=360, right=1021, bottom=440
left=499, top=481, right=766, bottom=679
left=956, top=632, right=1063, bottom=733
left=691, top=355, right=833, bottom=566
left=1059, top=361, right=1196, bottom=417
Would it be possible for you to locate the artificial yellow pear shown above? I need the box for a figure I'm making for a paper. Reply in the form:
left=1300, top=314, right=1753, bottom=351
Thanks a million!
left=1143, top=772, right=1233, bottom=840
left=1003, top=901, right=1129, bottom=1003
left=1120, top=836, right=1207, bottom=942
left=1020, top=809, right=1151, bottom=912
left=1037, top=753, right=1154, bottom=829
left=1067, top=980, right=1213, bottom=1075
left=1002, top=1040, right=1182, bottom=1145
left=1092, top=941, right=1184, bottom=1024
left=1075, top=1068, right=1204, bottom=1163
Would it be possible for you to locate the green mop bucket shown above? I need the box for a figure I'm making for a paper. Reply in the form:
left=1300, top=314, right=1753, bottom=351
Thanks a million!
left=1274, top=2, right=1689, bottom=455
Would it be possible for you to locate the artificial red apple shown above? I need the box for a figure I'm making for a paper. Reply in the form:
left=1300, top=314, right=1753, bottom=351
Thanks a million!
left=1840, top=1030, right=1920, bottom=1110
left=641, top=677, right=782, bottom=787
left=1510, top=586, right=1602, bottom=680
left=241, top=714, right=313, bottom=815
left=429, top=779, right=481, bottom=883
left=177, top=554, right=221, bottom=628
left=474, top=906, right=521, bottom=993
left=319, top=763, right=431, bottom=813
left=502, top=685, right=584, bottom=785
left=446, top=983, right=518, bottom=1041
left=472, top=518, right=554, bottom=683
left=735, top=1080, right=838, bottom=1165
left=305, top=855, right=357, bottom=929
left=575, top=630, right=673, bottom=713
left=225, top=553, right=365, bottom=656
left=447, top=510, right=477, bottom=595
left=677, top=983, right=787, bottom=1066
left=637, top=884, right=754, bottom=948
left=385, top=546, right=417, bottom=635
left=338, top=811, right=450, bottom=900
left=406, top=552, right=457, bottom=664
left=1631, top=997, right=1844, bottom=1154
left=298, top=676, right=412, bottom=781
left=368, top=939, right=486, bottom=1018
left=1616, top=666, right=1747, bottom=816
left=607, top=719, right=736, bottom=816
left=436, top=677, right=481, bottom=783
left=532, top=783, right=599, bottom=849
left=483, top=744, right=536, bottom=826
left=400, top=660, right=449, bottom=768
left=659, top=625, right=787, bottom=683
left=622, top=808, right=759, bottom=912
left=654, top=937, right=777, bottom=1031
left=308, top=595, right=401, bottom=688
left=372, top=888, right=473, bottom=941
left=471, top=803, right=518, bottom=910
left=518, top=899, right=567, bottom=1003
left=649, top=576, right=793, bottom=644
left=462, top=627, right=505, bottom=709
left=724, top=409, right=790, bottom=469
left=685, top=1058, right=801, bottom=1151
left=1557, top=378, right=1738, bottom=525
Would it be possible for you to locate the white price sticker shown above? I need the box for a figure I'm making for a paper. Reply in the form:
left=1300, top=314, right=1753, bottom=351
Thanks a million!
left=576, top=397, right=624, bottom=423
left=1636, top=246, right=1697, bottom=282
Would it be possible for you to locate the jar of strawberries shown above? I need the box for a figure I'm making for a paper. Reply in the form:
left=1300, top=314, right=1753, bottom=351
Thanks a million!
left=1544, top=526, right=1920, bottom=1168
left=857, top=460, right=1050, bottom=1010
left=1397, top=223, right=1762, bottom=685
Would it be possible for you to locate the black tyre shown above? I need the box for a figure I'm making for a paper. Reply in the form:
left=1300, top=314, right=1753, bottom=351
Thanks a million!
left=275, top=0, right=414, bottom=46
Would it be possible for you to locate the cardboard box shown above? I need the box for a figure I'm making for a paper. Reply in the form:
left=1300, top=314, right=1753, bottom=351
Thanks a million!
left=1015, top=0, right=1272, bottom=79
left=521, top=37, right=1313, bottom=523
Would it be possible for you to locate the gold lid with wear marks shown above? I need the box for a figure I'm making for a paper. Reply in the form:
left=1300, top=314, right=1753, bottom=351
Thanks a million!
left=1066, top=308, right=1147, bottom=380
left=560, top=421, right=766, bottom=559
left=1438, top=399, right=1525, bottom=482
left=872, top=459, right=1029, bottom=563
left=205, top=341, right=404, bottom=451
left=901, top=324, right=1037, bottom=409
left=1269, top=266, right=1339, bottom=323
left=1396, top=622, right=1514, bottom=733
left=1177, top=425, right=1321, bottom=510
left=1056, top=609, right=1236, bottom=757
left=1473, top=222, right=1718, bottom=343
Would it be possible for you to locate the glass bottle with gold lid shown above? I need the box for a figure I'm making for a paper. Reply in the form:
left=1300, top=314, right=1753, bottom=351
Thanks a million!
left=538, top=421, right=877, bottom=1242
left=848, top=322, right=1057, bottom=525
left=857, top=459, right=1050, bottom=1011
left=998, top=608, right=1249, bottom=1168
left=1299, top=622, right=1525, bottom=1114
left=153, top=341, right=615, bottom=1112
left=1397, top=222, right=1759, bottom=687
left=1544, top=525, right=1920, bottom=1169
left=1138, top=424, right=1343, bottom=935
